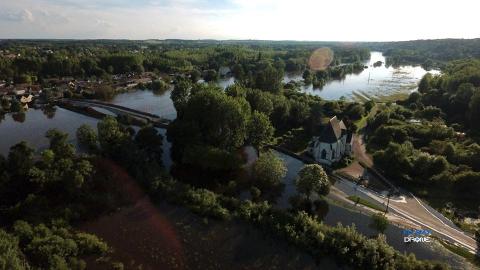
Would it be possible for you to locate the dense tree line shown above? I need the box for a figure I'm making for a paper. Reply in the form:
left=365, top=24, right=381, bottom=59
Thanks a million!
left=0, top=40, right=370, bottom=86
left=0, top=116, right=166, bottom=269
left=168, top=82, right=274, bottom=172
left=0, top=131, right=115, bottom=269
left=150, top=175, right=448, bottom=270
left=302, top=61, right=365, bottom=88
left=365, top=38, right=480, bottom=69
left=167, top=80, right=368, bottom=175
left=366, top=59, right=480, bottom=213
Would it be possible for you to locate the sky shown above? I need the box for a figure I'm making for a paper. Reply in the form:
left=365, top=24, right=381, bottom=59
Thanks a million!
left=0, top=0, right=478, bottom=41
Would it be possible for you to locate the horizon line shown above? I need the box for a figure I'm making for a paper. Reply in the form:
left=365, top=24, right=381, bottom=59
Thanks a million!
left=1, top=37, right=479, bottom=43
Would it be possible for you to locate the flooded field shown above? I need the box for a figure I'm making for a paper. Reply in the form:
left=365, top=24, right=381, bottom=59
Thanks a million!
left=216, top=52, right=440, bottom=102
left=0, top=108, right=173, bottom=170
left=0, top=107, right=98, bottom=154
left=283, top=52, right=440, bottom=101
left=108, top=89, right=177, bottom=120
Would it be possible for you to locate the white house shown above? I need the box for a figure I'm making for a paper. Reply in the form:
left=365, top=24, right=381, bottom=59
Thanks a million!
left=308, top=116, right=353, bottom=165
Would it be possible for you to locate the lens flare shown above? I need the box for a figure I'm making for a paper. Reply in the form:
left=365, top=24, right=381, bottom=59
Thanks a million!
left=308, top=47, right=334, bottom=71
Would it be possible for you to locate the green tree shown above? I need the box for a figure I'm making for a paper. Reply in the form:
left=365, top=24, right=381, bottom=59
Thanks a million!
left=189, top=69, right=201, bottom=82
left=13, top=221, right=107, bottom=270
left=418, top=73, right=433, bottom=93
left=302, top=69, right=313, bottom=84
left=76, top=125, right=98, bottom=152
left=134, top=125, right=163, bottom=162
left=254, top=64, right=283, bottom=93
left=168, top=86, right=251, bottom=169
left=252, top=151, right=287, bottom=190
left=270, top=96, right=290, bottom=130
left=10, top=99, right=23, bottom=113
left=345, top=103, right=365, bottom=120
left=370, top=213, right=389, bottom=234
left=373, top=142, right=414, bottom=182
left=364, top=100, right=376, bottom=112
left=46, top=129, right=75, bottom=159
left=150, top=79, right=169, bottom=92
left=169, top=88, right=250, bottom=151
left=455, top=83, right=475, bottom=105
left=97, top=116, right=130, bottom=157
left=204, top=69, right=219, bottom=82
left=225, top=84, right=246, bottom=98
left=296, top=164, right=330, bottom=199
left=94, top=85, right=115, bottom=100
left=246, top=89, right=274, bottom=116
left=7, top=142, right=34, bottom=178
left=248, top=111, right=274, bottom=150
left=0, top=229, right=26, bottom=270
left=289, top=100, right=310, bottom=127
left=468, top=90, right=480, bottom=131
left=170, top=79, right=191, bottom=115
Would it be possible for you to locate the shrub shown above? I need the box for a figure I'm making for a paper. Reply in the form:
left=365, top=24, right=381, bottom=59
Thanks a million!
left=0, top=229, right=27, bottom=270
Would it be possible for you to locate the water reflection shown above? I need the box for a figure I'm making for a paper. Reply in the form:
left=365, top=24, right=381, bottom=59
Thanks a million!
left=11, top=112, right=26, bottom=123
left=313, top=199, right=330, bottom=220
left=0, top=107, right=173, bottom=171
left=216, top=52, right=440, bottom=101
left=107, top=89, right=177, bottom=121
left=0, top=107, right=99, bottom=155
left=42, top=105, right=57, bottom=119
left=284, top=52, right=440, bottom=100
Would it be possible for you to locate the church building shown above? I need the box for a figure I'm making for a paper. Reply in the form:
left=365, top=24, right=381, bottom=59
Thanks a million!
left=307, top=116, right=353, bottom=165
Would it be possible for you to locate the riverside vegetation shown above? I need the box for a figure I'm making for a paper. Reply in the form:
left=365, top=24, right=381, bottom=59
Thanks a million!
left=3, top=39, right=480, bottom=269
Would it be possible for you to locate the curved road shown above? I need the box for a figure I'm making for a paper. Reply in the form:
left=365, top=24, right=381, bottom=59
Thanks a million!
left=334, top=175, right=478, bottom=254
left=337, top=133, right=478, bottom=253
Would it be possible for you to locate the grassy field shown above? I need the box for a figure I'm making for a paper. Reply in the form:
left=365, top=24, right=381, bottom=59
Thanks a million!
left=347, top=195, right=386, bottom=212
left=435, top=237, right=480, bottom=268
left=354, top=103, right=379, bottom=132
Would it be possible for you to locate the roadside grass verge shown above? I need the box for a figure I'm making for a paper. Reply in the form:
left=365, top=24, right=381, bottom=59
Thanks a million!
left=347, top=195, right=385, bottom=212
left=354, top=103, right=378, bottom=132
left=434, top=237, right=480, bottom=268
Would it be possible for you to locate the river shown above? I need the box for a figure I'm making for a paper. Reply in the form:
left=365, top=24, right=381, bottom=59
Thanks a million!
left=0, top=52, right=468, bottom=268
left=0, top=107, right=173, bottom=170
left=218, top=51, right=439, bottom=101
left=0, top=106, right=468, bottom=267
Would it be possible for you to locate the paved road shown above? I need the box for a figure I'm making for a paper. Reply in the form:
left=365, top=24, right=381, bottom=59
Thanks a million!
left=338, top=133, right=478, bottom=253
left=334, top=177, right=478, bottom=253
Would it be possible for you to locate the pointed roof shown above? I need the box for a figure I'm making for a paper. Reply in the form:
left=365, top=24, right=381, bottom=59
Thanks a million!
left=318, top=116, right=347, bottom=144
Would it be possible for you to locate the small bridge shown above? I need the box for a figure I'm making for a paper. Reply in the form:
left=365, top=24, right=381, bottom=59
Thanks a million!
left=59, top=99, right=172, bottom=127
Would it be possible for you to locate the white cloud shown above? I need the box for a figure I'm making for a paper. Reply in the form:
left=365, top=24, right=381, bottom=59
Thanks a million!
left=0, top=8, right=35, bottom=23
left=95, top=19, right=114, bottom=28
left=22, top=9, right=35, bottom=22
left=0, top=0, right=478, bottom=40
